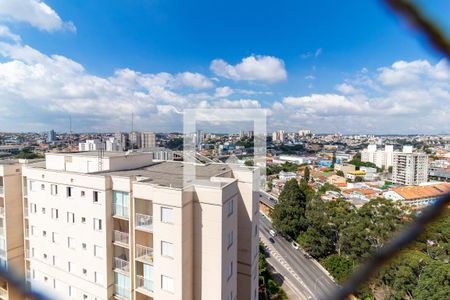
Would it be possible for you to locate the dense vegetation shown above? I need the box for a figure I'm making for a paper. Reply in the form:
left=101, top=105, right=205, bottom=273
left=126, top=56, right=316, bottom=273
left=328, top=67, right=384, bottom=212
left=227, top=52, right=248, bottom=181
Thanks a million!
left=259, top=243, right=288, bottom=299
left=266, top=161, right=300, bottom=176
left=14, top=148, right=43, bottom=159
left=270, top=179, right=450, bottom=299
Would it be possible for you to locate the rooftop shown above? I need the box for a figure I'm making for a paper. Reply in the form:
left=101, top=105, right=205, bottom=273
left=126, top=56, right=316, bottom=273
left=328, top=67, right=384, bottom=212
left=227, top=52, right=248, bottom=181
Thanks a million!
left=391, top=183, right=450, bottom=200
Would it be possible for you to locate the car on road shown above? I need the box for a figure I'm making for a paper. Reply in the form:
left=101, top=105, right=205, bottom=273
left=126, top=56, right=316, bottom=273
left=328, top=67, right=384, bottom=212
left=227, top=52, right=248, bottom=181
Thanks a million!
left=291, top=241, right=299, bottom=249
left=269, top=229, right=277, bottom=237
left=269, top=237, right=275, bottom=243
left=303, top=253, right=312, bottom=259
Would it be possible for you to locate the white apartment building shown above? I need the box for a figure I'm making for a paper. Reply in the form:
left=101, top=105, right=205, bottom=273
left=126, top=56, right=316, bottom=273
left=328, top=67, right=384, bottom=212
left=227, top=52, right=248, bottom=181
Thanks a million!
left=361, top=144, right=394, bottom=169
left=392, top=152, right=428, bottom=185
left=129, top=132, right=142, bottom=149
left=106, top=138, right=123, bottom=152
left=0, top=160, right=25, bottom=300
left=141, top=133, right=156, bottom=150
left=79, top=140, right=106, bottom=152
left=22, top=151, right=258, bottom=300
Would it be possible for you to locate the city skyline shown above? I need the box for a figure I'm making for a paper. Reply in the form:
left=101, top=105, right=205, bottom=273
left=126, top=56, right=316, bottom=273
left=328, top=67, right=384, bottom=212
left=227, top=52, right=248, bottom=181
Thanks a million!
left=0, top=1, right=449, bottom=134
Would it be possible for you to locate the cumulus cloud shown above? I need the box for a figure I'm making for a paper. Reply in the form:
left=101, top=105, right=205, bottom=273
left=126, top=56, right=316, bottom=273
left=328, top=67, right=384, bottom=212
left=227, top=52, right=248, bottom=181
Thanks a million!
left=175, top=72, right=214, bottom=89
left=215, top=86, right=233, bottom=97
left=0, top=0, right=76, bottom=32
left=0, top=25, right=20, bottom=42
left=335, top=83, right=359, bottom=94
left=210, top=55, right=287, bottom=82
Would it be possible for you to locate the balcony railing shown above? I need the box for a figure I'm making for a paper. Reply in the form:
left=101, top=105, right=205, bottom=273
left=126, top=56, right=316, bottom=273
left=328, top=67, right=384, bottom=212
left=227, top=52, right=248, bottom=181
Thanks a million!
left=135, top=244, right=153, bottom=264
left=0, top=286, right=7, bottom=298
left=112, top=204, right=129, bottom=219
left=23, top=207, right=28, bottom=218
left=114, top=284, right=130, bottom=299
left=25, top=249, right=31, bottom=259
left=0, top=187, right=3, bottom=195
left=0, top=258, right=6, bottom=270
left=113, top=230, right=129, bottom=246
left=136, top=275, right=154, bottom=293
left=135, top=213, right=153, bottom=232
left=0, top=207, right=4, bottom=217
left=113, top=257, right=129, bottom=273
left=0, top=227, right=4, bottom=236
left=0, top=249, right=6, bottom=258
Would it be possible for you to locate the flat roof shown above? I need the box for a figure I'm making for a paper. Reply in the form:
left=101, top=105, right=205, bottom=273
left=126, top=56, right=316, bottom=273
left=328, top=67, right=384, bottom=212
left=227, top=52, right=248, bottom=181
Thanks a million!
left=47, top=151, right=151, bottom=158
left=101, top=161, right=233, bottom=189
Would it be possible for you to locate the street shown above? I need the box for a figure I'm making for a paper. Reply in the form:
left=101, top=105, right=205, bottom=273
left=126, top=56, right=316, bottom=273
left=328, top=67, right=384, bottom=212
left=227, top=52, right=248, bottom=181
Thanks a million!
left=259, top=208, right=338, bottom=299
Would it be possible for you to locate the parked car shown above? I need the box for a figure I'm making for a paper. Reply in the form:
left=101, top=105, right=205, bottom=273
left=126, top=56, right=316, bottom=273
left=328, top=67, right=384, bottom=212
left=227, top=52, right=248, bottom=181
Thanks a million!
left=291, top=241, right=299, bottom=250
left=269, top=229, right=277, bottom=237
left=269, top=237, right=275, bottom=244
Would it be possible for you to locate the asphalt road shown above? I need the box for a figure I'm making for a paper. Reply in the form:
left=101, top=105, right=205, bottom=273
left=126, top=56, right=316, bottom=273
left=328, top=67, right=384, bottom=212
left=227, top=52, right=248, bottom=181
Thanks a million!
left=259, top=192, right=338, bottom=299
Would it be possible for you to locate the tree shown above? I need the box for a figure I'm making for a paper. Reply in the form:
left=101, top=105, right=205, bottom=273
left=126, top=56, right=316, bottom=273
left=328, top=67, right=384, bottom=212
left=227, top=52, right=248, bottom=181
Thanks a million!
left=354, top=176, right=364, bottom=182
left=297, top=227, right=334, bottom=258
left=304, top=167, right=310, bottom=182
left=336, top=170, right=345, bottom=177
left=319, top=183, right=340, bottom=194
left=244, top=160, right=254, bottom=166
left=321, top=254, right=356, bottom=283
left=270, top=179, right=307, bottom=238
left=413, top=260, right=450, bottom=300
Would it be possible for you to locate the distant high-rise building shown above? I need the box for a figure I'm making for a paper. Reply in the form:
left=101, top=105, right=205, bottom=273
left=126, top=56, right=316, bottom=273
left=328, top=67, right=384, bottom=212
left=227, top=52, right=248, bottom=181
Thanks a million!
left=361, top=144, right=395, bottom=169
left=141, top=132, right=156, bottom=149
left=129, top=131, right=142, bottom=149
left=247, top=131, right=254, bottom=139
left=392, top=151, right=428, bottom=185
left=114, top=132, right=129, bottom=150
left=105, top=137, right=122, bottom=152
left=195, top=130, right=204, bottom=148
left=47, top=130, right=56, bottom=143
left=298, top=129, right=311, bottom=137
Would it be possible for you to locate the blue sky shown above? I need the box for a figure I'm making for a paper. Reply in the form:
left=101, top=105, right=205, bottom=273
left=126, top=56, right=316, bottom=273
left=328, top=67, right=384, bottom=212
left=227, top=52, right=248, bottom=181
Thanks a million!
left=0, top=0, right=449, bottom=134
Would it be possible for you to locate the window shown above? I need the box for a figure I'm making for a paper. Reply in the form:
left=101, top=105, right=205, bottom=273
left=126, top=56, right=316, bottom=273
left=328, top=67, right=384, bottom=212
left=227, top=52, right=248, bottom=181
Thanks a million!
left=30, top=226, right=35, bottom=235
left=41, top=207, right=46, bottom=214
left=112, top=191, right=129, bottom=217
left=161, top=241, right=174, bottom=258
left=94, top=245, right=103, bottom=258
left=82, top=243, right=87, bottom=250
left=42, top=230, right=47, bottom=237
left=52, top=255, right=57, bottom=266
left=93, top=218, right=102, bottom=231
left=161, top=275, right=174, bottom=293
left=81, top=191, right=85, bottom=197
left=66, top=187, right=73, bottom=197
left=41, top=183, right=45, bottom=190
left=93, top=191, right=99, bottom=203
left=161, top=207, right=173, bottom=223
left=82, top=268, right=87, bottom=276
left=81, top=217, right=86, bottom=223
left=52, top=232, right=59, bottom=244
left=67, top=212, right=75, bottom=223
left=68, top=261, right=74, bottom=272
left=227, top=261, right=233, bottom=280
left=228, top=291, right=233, bottom=300
left=43, top=253, right=47, bottom=260
left=51, top=208, right=59, bottom=219
left=227, top=199, right=234, bottom=217
left=30, top=203, right=37, bottom=213
left=29, top=181, right=36, bottom=192
left=68, top=237, right=75, bottom=249
left=227, top=230, right=233, bottom=249
left=51, top=184, right=58, bottom=195
left=254, top=224, right=258, bottom=237
left=95, top=271, right=103, bottom=284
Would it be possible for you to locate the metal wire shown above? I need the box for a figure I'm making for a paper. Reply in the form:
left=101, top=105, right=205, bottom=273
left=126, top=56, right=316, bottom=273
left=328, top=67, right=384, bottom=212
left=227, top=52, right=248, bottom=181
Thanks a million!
left=0, top=266, right=52, bottom=300
left=383, top=0, right=450, bottom=58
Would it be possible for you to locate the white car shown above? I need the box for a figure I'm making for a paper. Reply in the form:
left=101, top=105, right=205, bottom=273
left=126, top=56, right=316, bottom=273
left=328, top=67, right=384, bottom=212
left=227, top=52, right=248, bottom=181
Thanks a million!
left=269, top=229, right=277, bottom=237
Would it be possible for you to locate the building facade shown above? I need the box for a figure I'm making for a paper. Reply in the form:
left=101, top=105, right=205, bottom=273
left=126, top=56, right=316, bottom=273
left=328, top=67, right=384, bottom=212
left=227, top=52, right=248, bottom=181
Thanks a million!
left=141, top=133, right=156, bottom=150
left=392, top=152, right=428, bottom=185
left=21, top=152, right=258, bottom=300
left=0, top=160, right=25, bottom=300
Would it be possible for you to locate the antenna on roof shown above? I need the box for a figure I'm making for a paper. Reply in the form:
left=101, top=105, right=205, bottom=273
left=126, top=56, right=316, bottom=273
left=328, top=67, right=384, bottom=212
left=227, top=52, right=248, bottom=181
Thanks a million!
left=98, top=135, right=104, bottom=171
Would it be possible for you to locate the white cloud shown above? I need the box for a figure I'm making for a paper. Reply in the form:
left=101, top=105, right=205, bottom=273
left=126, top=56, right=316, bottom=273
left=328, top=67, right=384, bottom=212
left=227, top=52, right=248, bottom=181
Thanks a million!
left=175, top=72, right=213, bottom=89
left=215, top=99, right=261, bottom=109
left=0, top=25, right=20, bottom=42
left=210, top=55, right=287, bottom=82
left=314, top=48, right=322, bottom=57
left=335, top=83, right=358, bottom=94
left=0, top=0, right=76, bottom=32
left=215, top=86, right=233, bottom=97
left=305, top=75, right=315, bottom=80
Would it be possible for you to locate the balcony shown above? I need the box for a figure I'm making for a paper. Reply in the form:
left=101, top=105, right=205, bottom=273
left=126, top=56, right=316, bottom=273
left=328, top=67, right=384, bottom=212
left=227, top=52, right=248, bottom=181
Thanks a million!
left=135, top=245, right=153, bottom=264
left=114, top=284, right=130, bottom=300
left=136, top=275, right=154, bottom=295
left=113, top=230, right=129, bottom=247
left=23, top=207, right=28, bottom=218
left=0, top=227, right=4, bottom=237
left=0, top=286, right=7, bottom=299
left=113, top=204, right=129, bottom=219
left=113, top=257, right=130, bottom=273
left=0, top=187, right=3, bottom=195
left=24, top=249, right=31, bottom=259
left=24, top=229, right=29, bottom=239
left=135, top=213, right=153, bottom=232
left=0, top=207, right=4, bottom=217
left=0, top=249, right=5, bottom=259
